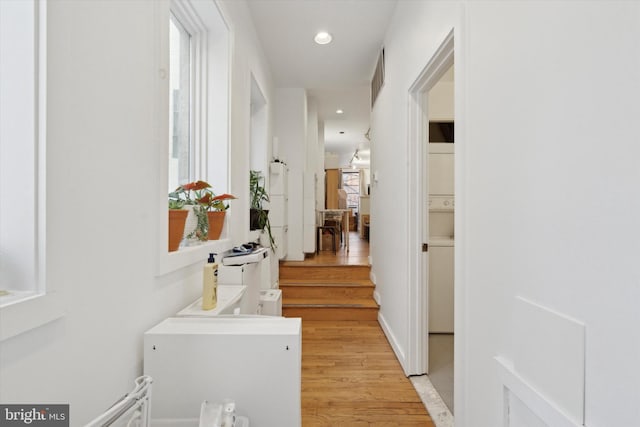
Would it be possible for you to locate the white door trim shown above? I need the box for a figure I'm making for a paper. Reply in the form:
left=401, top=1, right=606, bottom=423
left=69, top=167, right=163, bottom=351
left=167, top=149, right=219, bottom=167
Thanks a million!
left=406, top=29, right=455, bottom=376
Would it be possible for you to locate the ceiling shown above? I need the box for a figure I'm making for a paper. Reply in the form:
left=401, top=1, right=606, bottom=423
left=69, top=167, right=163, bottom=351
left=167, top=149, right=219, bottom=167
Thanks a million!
left=247, top=0, right=398, bottom=159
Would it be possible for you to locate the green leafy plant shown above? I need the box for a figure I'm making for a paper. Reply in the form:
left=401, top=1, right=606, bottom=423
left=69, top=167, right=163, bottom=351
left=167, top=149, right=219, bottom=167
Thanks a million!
left=249, top=170, right=275, bottom=249
left=168, top=181, right=212, bottom=241
left=168, top=199, right=185, bottom=209
left=250, top=170, right=269, bottom=209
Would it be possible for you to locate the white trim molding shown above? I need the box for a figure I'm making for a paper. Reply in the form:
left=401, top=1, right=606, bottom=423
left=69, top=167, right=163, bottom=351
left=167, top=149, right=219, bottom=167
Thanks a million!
left=405, top=29, right=455, bottom=376
left=0, top=0, right=64, bottom=341
left=155, top=0, right=232, bottom=275
left=495, top=356, right=583, bottom=427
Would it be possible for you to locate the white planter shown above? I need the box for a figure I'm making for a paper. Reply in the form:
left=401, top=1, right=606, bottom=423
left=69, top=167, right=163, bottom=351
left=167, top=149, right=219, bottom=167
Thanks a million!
left=182, top=205, right=199, bottom=242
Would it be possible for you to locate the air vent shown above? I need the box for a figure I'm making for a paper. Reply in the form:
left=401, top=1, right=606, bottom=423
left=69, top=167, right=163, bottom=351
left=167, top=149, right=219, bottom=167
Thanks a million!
left=371, top=47, right=385, bottom=108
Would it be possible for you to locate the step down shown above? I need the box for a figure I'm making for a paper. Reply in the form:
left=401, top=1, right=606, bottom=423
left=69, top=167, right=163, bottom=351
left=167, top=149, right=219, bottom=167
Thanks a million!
left=279, top=264, right=371, bottom=281
left=279, top=262, right=378, bottom=321
left=280, top=281, right=374, bottom=300
left=283, top=305, right=378, bottom=321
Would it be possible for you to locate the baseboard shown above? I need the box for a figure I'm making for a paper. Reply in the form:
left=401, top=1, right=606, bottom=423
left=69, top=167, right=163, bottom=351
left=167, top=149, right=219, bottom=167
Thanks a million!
left=373, top=290, right=381, bottom=306
left=378, top=312, right=406, bottom=371
left=370, top=271, right=377, bottom=284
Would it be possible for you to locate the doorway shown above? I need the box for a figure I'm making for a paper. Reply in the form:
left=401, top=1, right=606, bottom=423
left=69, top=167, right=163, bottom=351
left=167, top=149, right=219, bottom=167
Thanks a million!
left=427, top=64, right=454, bottom=411
left=406, top=29, right=455, bottom=418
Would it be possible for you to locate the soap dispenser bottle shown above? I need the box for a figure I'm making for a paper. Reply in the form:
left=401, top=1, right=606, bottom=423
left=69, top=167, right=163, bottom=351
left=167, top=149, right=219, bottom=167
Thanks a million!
left=202, top=253, right=218, bottom=310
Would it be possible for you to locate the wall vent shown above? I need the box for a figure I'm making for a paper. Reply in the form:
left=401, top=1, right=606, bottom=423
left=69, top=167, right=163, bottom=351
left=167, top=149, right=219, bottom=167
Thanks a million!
left=371, top=47, right=385, bottom=108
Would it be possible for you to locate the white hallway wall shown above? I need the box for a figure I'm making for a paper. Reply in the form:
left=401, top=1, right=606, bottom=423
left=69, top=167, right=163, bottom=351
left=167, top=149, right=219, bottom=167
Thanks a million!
left=224, top=0, right=274, bottom=246
left=0, top=1, right=273, bottom=424
left=372, top=1, right=640, bottom=426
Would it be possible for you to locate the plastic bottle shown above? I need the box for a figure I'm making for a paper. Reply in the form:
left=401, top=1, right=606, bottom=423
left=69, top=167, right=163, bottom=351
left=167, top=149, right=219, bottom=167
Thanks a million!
left=202, top=253, right=218, bottom=310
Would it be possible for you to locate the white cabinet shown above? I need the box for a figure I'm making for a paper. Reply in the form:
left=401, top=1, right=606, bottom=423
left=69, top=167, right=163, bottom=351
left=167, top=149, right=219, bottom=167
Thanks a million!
left=302, top=172, right=316, bottom=253
left=271, top=226, right=288, bottom=264
left=144, top=317, right=302, bottom=426
left=429, top=241, right=454, bottom=333
left=269, top=162, right=289, bottom=259
left=428, top=143, right=454, bottom=195
left=270, top=161, right=288, bottom=195
left=359, top=195, right=370, bottom=215
left=269, top=195, right=288, bottom=227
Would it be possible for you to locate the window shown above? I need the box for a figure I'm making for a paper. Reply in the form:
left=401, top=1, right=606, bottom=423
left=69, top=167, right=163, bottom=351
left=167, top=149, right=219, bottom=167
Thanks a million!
left=0, top=0, right=62, bottom=341
left=157, top=0, right=231, bottom=274
left=341, top=171, right=360, bottom=214
left=169, top=14, right=192, bottom=192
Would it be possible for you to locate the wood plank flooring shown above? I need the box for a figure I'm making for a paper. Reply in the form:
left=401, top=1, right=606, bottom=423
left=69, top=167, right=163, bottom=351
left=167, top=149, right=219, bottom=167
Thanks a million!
left=281, top=231, right=370, bottom=266
left=302, top=320, right=434, bottom=427
left=284, top=233, right=433, bottom=425
left=280, top=234, right=378, bottom=320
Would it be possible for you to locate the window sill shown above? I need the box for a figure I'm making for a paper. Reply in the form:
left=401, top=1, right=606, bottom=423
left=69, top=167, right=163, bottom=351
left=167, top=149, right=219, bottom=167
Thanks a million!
left=0, top=290, right=40, bottom=308
left=0, top=291, right=64, bottom=341
left=157, top=238, right=233, bottom=276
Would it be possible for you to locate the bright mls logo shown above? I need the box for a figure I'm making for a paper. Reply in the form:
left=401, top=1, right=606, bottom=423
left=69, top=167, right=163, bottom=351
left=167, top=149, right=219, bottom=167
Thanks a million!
left=0, top=405, right=69, bottom=426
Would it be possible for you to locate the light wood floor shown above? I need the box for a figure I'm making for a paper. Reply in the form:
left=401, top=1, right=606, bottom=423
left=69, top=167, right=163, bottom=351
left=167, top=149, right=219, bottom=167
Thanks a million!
left=286, top=232, right=433, bottom=425
left=282, top=231, right=370, bottom=267
left=302, top=320, right=435, bottom=426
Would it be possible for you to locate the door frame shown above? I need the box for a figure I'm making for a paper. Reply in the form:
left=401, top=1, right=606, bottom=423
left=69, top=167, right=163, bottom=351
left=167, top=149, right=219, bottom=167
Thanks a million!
left=406, top=29, right=454, bottom=375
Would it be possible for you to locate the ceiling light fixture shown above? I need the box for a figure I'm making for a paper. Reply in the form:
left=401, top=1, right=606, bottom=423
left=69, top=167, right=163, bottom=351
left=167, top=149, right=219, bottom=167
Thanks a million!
left=336, top=109, right=344, bottom=114
left=314, top=31, right=332, bottom=45
left=349, top=149, right=360, bottom=168
left=339, top=131, right=345, bottom=134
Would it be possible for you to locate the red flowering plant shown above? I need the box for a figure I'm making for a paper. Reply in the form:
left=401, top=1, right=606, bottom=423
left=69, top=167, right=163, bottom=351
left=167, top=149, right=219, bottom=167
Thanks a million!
left=169, top=181, right=237, bottom=241
left=168, top=181, right=212, bottom=241
left=196, top=192, right=237, bottom=212
left=169, top=180, right=211, bottom=206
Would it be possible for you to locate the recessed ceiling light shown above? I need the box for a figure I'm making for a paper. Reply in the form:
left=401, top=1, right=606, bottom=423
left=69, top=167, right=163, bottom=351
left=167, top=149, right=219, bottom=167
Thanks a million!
left=336, top=109, right=344, bottom=114
left=314, top=31, right=332, bottom=45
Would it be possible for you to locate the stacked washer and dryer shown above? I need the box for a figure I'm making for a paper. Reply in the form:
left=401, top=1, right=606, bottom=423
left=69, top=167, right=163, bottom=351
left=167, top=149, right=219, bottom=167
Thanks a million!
left=428, top=143, right=454, bottom=333
left=144, top=248, right=301, bottom=427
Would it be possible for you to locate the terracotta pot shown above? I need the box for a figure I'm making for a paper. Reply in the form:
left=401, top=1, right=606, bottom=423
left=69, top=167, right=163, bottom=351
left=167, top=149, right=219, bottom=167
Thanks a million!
left=207, top=211, right=226, bottom=240
left=168, top=209, right=188, bottom=252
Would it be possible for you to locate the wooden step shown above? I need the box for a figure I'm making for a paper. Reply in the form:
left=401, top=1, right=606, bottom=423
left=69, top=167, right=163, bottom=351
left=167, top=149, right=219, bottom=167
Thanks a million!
left=279, top=264, right=371, bottom=281
left=283, top=298, right=379, bottom=321
left=280, top=280, right=374, bottom=300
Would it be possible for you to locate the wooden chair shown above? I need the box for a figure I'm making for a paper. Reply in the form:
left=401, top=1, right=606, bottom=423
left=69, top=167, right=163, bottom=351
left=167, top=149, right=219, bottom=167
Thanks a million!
left=316, top=210, right=339, bottom=253
left=323, top=211, right=344, bottom=245
left=316, top=225, right=337, bottom=254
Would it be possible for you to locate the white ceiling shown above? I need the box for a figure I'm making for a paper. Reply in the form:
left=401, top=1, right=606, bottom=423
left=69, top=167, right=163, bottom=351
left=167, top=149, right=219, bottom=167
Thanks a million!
left=247, top=0, right=398, bottom=158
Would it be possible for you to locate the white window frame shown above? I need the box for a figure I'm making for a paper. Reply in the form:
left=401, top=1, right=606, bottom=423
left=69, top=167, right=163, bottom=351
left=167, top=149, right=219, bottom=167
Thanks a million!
left=156, top=0, right=232, bottom=276
left=0, top=0, right=63, bottom=341
left=168, top=12, right=195, bottom=192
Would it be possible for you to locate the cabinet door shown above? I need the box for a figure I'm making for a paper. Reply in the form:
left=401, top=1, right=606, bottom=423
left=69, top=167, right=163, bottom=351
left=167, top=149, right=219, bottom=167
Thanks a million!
left=270, top=162, right=287, bottom=195
left=325, top=169, right=340, bottom=209
left=428, top=246, right=454, bottom=332
left=268, top=195, right=287, bottom=227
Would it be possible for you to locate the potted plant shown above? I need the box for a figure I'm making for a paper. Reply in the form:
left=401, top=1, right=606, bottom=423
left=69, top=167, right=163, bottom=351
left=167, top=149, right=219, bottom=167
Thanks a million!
left=168, top=198, right=187, bottom=252
left=249, top=170, right=275, bottom=248
left=169, top=180, right=211, bottom=242
left=196, top=191, right=237, bottom=240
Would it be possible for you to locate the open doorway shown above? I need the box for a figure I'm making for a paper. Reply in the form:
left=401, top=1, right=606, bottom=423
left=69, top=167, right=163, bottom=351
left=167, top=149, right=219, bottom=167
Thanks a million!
left=406, top=30, right=455, bottom=421
left=427, top=64, right=454, bottom=411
